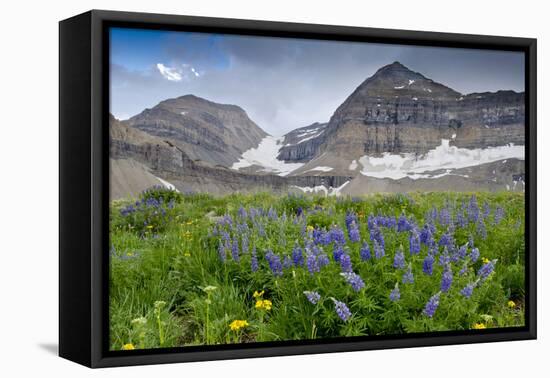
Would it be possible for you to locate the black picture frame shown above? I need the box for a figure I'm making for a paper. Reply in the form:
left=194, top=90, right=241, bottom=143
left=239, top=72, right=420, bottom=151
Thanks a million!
left=59, top=9, right=537, bottom=368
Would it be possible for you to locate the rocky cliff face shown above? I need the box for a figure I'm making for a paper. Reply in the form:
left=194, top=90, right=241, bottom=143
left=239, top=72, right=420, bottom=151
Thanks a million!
left=277, top=122, right=327, bottom=162
left=110, top=114, right=352, bottom=197
left=124, top=95, right=267, bottom=167
left=317, top=62, right=524, bottom=159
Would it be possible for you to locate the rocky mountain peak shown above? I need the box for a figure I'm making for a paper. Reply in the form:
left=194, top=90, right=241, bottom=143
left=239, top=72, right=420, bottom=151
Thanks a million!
left=352, top=61, right=461, bottom=100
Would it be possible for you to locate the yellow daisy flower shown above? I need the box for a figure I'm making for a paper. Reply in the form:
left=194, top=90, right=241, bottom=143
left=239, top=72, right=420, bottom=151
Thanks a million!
left=473, top=323, right=486, bottom=329
left=122, top=343, right=135, bottom=350
left=482, top=257, right=490, bottom=264
left=255, top=299, right=272, bottom=311
left=253, top=290, right=264, bottom=299
left=507, top=300, right=516, bottom=308
left=229, top=319, right=249, bottom=331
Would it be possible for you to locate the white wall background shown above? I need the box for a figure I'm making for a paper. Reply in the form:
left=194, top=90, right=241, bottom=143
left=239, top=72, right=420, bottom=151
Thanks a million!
left=0, top=0, right=546, bottom=376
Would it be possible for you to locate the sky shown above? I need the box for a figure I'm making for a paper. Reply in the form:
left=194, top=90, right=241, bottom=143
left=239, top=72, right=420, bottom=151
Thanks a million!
left=110, top=27, right=525, bottom=136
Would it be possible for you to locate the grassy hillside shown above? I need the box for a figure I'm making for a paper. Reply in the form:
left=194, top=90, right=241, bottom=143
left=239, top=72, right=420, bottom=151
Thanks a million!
left=109, top=189, right=525, bottom=350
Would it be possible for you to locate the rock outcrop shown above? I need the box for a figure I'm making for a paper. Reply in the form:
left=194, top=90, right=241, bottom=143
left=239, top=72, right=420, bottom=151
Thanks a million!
left=317, top=62, right=524, bottom=160
left=124, top=95, right=267, bottom=167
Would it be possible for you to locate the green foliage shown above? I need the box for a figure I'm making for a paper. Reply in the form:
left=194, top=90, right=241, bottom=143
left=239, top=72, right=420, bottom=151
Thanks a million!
left=141, top=185, right=183, bottom=204
left=109, top=191, right=526, bottom=350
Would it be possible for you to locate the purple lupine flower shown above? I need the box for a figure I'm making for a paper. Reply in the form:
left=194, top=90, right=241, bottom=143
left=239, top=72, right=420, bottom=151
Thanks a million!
left=419, top=224, right=433, bottom=246
left=345, top=211, right=358, bottom=231
left=439, top=232, right=454, bottom=248
left=423, top=292, right=441, bottom=318
left=397, top=214, right=411, bottom=232
left=251, top=246, right=259, bottom=272
left=218, top=241, right=226, bottom=262
left=231, top=238, right=240, bottom=262
left=312, top=228, right=325, bottom=245
left=341, top=272, right=365, bottom=292
left=265, top=249, right=282, bottom=276
left=457, top=244, right=468, bottom=260
left=393, top=249, right=406, bottom=269
left=296, top=207, right=303, bottom=217
left=241, top=233, right=249, bottom=255
left=427, top=207, right=438, bottom=224
left=331, top=298, right=352, bottom=322
left=402, top=265, right=414, bottom=284
left=349, top=222, right=360, bottom=243
left=483, top=202, right=491, bottom=219
left=470, top=247, right=480, bottom=263
left=330, top=226, right=346, bottom=244
left=439, top=208, right=451, bottom=226
left=455, top=211, right=467, bottom=228
left=441, top=265, right=453, bottom=293
left=317, top=253, right=330, bottom=268
left=460, top=282, right=476, bottom=298
left=370, top=226, right=385, bottom=249
left=340, top=253, right=353, bottom=273
left=467, top=195, right=480, bottom=223
left=423, top=253, right=435, bottom=276
left=477, top=260, right=496, bottom=281
left=439, top=248, right=451, bottom=266
left=238, top=206, right=247, bottom=219
left=303, top=291, right=321, bottom=304
left=306, top=253, right=320, bottom=275
left=409, top=228, right=421, bottom=255
left=360, top=241, right=371, bottom=261
left=374, top=239, right=385, bottom=259
left=333, top=244, right=345, bottom=263
left=389, top=283, right=400, bottom=302
left=476, top=219, right=487, bottom=240
left=267, top=207, right=278, bottom=220
left=292, top=244, right=303, bottom=266
left=494, top=207, right=505, bottom=225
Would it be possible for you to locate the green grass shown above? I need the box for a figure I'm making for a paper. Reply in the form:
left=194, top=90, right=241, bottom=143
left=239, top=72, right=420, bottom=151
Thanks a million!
left=109, top=190, right=525, bottom=350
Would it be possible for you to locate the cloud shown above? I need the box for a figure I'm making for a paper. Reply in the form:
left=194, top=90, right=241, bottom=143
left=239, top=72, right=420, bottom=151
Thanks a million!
left=112, top=33, right=524, bottom=136
left=156, top=63, right=183, bottom=81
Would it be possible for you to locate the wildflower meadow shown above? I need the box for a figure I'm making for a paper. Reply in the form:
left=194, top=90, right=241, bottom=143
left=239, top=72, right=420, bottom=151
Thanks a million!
left=109, top=188, right=525, bottom=350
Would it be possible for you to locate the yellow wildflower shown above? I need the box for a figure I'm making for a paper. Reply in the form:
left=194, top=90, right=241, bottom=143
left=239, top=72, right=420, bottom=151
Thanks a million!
left=146, top=225, right=153, bottom=229
left=255, top=299, right=272, bottom=311
left=306, top=225, right=314, bottom=232
left=253, top=290, right=265, bottom=299
left=186, top=221, right=193, bottom=225
left=229, top=319, right=249, bottom=331
left=184, top=251, right=191, bottom=257
left=121, top=343, right=135, bottom=350
left=482, top=257, right=490, bottom=264
left=507, top=300, right=516, bottom=308
left=473, top=323, right=486, bottom=329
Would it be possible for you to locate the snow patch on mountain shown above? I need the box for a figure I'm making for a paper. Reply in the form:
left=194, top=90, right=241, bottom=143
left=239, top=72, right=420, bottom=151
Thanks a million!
left=156, top=176, right=178, bottom=191
left=305, top=166, right=334, bottom=173
left=231, top=136, right=304, bottom=176
left=358, top=139, right=524, bottom=180
left=292, top=180, right=350, bottom=197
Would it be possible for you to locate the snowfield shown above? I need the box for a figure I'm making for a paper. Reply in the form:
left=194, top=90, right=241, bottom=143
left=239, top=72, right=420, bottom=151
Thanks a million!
left=305, top=166, right=334, bottom=173
left=292, top=180, right=350, bottom=197
left=358, top=139, right=524, bottom=180
left=231, top=136, right=304, bottom=176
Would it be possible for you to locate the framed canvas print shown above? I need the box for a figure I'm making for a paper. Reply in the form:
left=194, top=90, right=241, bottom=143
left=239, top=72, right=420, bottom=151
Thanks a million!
left=59, top=10, right=537, bottom=368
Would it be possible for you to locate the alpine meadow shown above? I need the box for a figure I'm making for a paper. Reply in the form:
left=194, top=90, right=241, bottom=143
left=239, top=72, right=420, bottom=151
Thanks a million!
left=109, top=29, right=526, bottom=351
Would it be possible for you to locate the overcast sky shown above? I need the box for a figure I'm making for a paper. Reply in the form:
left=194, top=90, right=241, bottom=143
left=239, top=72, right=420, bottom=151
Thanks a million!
left=110, top=27, right=524, bottom=136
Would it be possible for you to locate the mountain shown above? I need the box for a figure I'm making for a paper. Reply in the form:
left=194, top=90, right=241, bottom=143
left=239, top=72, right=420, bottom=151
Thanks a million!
left=110, top=62, right=525, bottom=198
left=276, top=122, right=328, bottom=162
left=124, top=95, right=267, bottom=166
left=286, top=61, right=524, bottom=174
